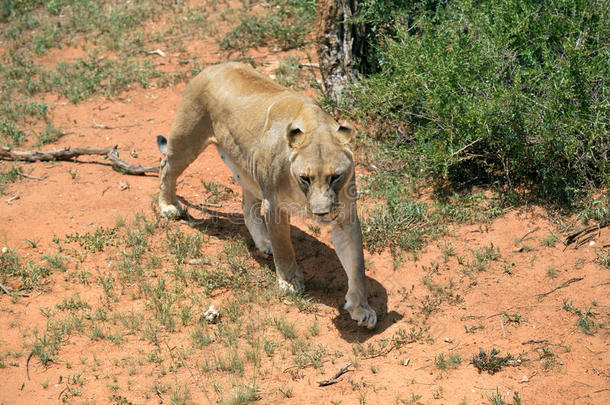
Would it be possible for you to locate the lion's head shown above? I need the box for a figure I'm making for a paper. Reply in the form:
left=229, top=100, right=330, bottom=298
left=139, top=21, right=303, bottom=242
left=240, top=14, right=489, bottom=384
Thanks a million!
left=284, top=105, right=355, bottom=222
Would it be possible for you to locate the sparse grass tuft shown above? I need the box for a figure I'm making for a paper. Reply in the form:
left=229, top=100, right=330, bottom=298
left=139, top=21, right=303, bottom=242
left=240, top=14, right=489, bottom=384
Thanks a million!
left=218, top=0, right=315, bottom=53
left=463, top=243, right=500, bottom=275
left=488, top=389, right=522, bottom=405
left=0, top=165, right=21, bottom=194
left=434, top=352, right=461, bottom=370
left=66, top=226, right=118, bottom=252
left=275, top=54, right=313, bottom=89
left=0, top=248, right=53, bottom=291
left=546, top=266, right=559, bottom=279
left=596, top=248, right=610, bottom=268
left=541, top=233, right=559, bottom=248
left=502, top=312, right=524, bottom=324
left=472, top=348, right=516, bottom=375
left=220, top=385, right=260, bottom=405
left=562, top=300, right=600, bottom=335
left=273, top=317, right=297, bottom=340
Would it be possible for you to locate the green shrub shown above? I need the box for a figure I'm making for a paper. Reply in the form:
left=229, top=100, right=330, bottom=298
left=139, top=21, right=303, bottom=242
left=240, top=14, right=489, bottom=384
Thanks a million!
left=353, top=0, right=609, bottom=206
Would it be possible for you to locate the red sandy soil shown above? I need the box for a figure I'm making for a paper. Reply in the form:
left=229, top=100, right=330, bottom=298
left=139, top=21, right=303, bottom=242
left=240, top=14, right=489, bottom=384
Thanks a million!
left=1, top=5, right=608, bottom=405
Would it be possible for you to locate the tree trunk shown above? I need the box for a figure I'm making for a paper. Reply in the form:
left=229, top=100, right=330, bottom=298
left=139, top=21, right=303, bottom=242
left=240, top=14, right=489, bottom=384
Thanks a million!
left=316, top=0, right=366, bottom=102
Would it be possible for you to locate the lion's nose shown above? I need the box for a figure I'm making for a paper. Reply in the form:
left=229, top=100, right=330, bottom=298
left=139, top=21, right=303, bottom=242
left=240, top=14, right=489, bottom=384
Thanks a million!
left=313, top=210, right=329, bottom=217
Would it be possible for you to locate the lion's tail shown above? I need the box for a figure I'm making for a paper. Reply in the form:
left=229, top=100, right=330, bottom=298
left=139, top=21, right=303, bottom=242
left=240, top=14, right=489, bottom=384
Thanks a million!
left=156, top=135, right=168, bottom=155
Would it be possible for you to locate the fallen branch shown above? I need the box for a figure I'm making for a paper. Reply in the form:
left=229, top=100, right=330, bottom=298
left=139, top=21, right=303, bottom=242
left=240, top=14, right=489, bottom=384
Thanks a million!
left=1, top=145, right=158, bottom=175
left=564, top=220, right=609, bottom=249
left=317, top=363, right=352, bottom=387
left=536, top=277, right=584, bottom=299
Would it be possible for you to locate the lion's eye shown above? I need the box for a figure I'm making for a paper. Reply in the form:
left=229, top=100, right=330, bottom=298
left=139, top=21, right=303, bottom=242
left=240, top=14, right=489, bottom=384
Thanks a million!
left=299, top=176, right=311, bottom=186
left=330, top=174, right=342, bottom=184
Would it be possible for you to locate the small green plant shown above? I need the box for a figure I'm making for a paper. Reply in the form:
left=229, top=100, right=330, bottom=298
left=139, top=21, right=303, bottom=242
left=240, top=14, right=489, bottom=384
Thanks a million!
left=220, top=384, right=259, bottom=405
left=57, top=294, right=90, bottom=312
left=308, top=321, right=319, bottom=337
left=537, top=346, right=556, bottom=370
left=66, top=226, right=118, bottom=252
left=362, top=197, right=429, bottom=261
left=488, top=389, right=522, bottom=405
left=546, top=266, right=559, bottom=279
left=37, top=124, right=63, bottom=145
left=562, top=300, right=599, bottom=335
left=200, top=179, right=235, bottom=203
left=541, top=234, right=559, bottom=247
left=278, top=386, right=294, bottom=398
left=578, top=196, right=610, bottom=225
left=434, top=352, right=461, bottom=370
left=1, top=249, right=53, bottom=291
left=0, top=165, right=21, bottom=194
left=273, top=317, right=296, bottom=340
left=393, top=327, right=425, bottom=348
left=275, top=54, right=305, bottom=88
left=464, top=323, right=485, bottom=333
left=169, top=386, right=190, bottom=405
left=472, top=348, right=515, bottom=375
left=24, top=238, right=41, bottom=248
left=218, top=1, right=315, bottom=53
left=31, top=331, right=62, bottom=366
left=191, top=326, right=213, bottom=348
left=463, top=243, right=501, bottom=275
left=0, top=119, right=27, bottom=146
left=263, top=339, right=276, bottom=357
left=440, top=241, right=455, bottom=262
left=502, top=312, right=523, bottom=324
left=596, top=248, right=610, bottom=268
left=43, top=253, right=67, bottom=271
left=307, top=222, right=321, bottom=237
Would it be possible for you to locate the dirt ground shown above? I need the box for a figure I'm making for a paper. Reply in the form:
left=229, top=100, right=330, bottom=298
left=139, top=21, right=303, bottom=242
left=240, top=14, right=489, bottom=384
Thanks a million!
left=1, top=3, right=609, bottom=405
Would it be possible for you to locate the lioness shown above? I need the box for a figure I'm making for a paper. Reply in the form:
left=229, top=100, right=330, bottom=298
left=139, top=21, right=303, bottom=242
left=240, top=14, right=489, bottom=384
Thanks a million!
left=158, top=62, right=376, bottom=329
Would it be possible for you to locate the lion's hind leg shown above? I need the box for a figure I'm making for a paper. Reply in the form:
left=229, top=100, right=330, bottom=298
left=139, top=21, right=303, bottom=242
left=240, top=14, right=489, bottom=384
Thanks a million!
left=159, top=106, right=212, bottom=219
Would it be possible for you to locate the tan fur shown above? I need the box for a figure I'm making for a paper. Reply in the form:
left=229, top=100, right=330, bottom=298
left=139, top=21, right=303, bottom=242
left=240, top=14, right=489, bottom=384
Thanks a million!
left=159, top=62, right=376, bottom=329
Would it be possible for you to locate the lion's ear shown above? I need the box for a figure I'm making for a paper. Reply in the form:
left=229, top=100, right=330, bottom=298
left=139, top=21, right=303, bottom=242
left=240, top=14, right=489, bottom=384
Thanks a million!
left=286, top=123, right=308, bottom=149
left=334, top=121, right=354, bottom=145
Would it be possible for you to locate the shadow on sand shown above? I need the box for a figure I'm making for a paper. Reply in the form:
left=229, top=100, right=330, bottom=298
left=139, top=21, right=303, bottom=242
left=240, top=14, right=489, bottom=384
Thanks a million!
left=177, top=196, right=403, bottom=342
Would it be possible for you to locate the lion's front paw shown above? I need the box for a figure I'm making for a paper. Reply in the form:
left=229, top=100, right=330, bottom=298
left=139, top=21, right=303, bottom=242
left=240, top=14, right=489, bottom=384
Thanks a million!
left=160, top=204, right=182, bottom=220
left=345, top=300, right=377, bottom=329
left=278, top=277, right=305, bottom=295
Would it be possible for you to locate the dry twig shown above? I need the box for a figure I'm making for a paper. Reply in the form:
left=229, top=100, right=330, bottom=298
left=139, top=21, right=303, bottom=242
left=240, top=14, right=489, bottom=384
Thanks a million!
left=17, top=171, right=44, bottom=181
left=515, top=227, right=540, bottom=245
left=26, top=352, right=33, bottom=380
left=521, top=339, right=549, bottom=345
left=536, top=277, right=584, bottom=299
left=317, top=363, right=352, bottom=387
left=0, top=282, right=11, bottom=295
